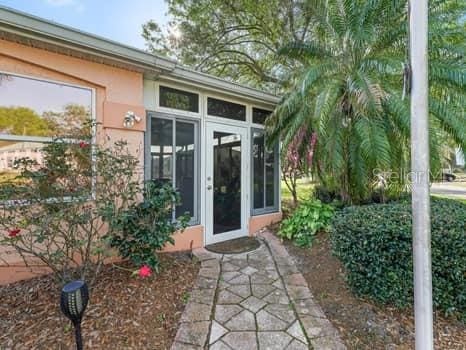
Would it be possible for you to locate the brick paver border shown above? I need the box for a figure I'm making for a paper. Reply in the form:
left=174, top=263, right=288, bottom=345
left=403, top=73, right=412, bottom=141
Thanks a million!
left=258, top=230, right=346, bottom=349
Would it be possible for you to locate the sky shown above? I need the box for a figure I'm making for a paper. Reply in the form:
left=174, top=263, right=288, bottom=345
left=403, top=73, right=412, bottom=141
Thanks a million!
left=0, top=0, right=169, bottom=50
left=0, top=74, right=92, bottom=114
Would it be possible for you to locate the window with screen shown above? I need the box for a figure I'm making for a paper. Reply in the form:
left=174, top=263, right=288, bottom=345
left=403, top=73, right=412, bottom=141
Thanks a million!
left=207, top=97, right=246, bottom=121
left=159, top=86, right=199, bottom=113
left=252, top=129, right=279, bottom=214
left=150, top=115, right=198, bottom=222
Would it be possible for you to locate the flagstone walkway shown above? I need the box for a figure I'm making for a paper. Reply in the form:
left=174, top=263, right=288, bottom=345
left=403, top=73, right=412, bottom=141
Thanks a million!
left=171, top=230, right=346, bottom=350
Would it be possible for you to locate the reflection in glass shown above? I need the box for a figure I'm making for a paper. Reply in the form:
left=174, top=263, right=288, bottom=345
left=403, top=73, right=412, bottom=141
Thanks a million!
left=151, top=118, right=173, bottom=184
left=159, top=86, right=199, bottom=113
left=207, top=98, right=246, bottom=121
left=176, top=121, right=195, bottom=217
left=0, top=141, right=46, bottom=185
left=0, top=74, right=92, bottom=138
left=213, top=132, right=242, bottom=234
left=0, top=74, right=93, bottom=197
left=253, top=132, right=265, bottom=209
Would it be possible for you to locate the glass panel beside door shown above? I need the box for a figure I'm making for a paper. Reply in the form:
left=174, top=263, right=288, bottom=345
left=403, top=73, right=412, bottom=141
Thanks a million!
left=149, top=114, right=198, bottom=223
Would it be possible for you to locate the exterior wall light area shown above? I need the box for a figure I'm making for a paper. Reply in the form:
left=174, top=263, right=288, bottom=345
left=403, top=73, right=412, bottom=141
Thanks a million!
left=123, top=111, right=142, bottom=128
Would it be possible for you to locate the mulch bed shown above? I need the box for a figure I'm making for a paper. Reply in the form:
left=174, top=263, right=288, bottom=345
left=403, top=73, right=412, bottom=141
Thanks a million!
left=273, top=227, right=466, bottom=349
left=0, top=253, right=199, bottom=350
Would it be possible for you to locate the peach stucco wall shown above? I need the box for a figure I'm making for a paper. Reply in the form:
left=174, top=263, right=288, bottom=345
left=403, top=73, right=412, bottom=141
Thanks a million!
left=163, top=225, right=204, bottom=253
left=249, top=212, right=283, bottom=235
left=0, top=40, right=148, bottom=284
left=0, top=40, right=281, bottom=285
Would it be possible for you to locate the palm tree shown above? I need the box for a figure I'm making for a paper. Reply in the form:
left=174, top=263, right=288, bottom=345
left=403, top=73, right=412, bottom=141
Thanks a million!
left=267, top=0, right=465, bottom=204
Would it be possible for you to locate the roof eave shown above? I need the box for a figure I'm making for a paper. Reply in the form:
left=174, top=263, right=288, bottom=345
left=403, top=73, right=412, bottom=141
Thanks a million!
left=0, top=6, right=280, bottom=105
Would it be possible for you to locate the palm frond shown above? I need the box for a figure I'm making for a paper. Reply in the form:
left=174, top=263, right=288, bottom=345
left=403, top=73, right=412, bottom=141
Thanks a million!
left=277, top=42, right=330, bottom=61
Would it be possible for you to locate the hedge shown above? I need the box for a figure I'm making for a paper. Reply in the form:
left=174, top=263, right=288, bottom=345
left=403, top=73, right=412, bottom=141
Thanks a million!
left=331, top=197, right=465, bottom=321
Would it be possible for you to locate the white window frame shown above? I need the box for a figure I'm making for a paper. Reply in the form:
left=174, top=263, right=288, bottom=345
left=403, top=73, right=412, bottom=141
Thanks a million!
left=251, top=106, right=273, bottom=128
left=204, top=93, right=249, bottom=126
left=145, top=111, right=200, bottom=225
left=155, top=81, right=202, bottom=119
left=251, top=128, right=280, bottom=216
left=144, top=78, right=281, bottom=232
left=0, top=71, right=97, bottom=204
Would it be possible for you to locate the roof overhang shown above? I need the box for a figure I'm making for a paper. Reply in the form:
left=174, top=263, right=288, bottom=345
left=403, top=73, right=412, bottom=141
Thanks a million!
left=0, top=6, right=280, bottom=105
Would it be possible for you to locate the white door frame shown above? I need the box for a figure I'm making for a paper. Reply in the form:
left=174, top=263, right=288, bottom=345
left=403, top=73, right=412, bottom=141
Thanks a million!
left=204, top=121, right=249, bottom=245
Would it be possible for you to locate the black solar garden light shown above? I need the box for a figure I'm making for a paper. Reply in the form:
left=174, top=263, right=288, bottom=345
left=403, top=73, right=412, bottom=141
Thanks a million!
left=60, top=280, right=89, bottom=350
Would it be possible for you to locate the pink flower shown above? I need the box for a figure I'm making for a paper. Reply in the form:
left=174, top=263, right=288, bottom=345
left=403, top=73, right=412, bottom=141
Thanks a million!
left=138, top=265, right=152, bottom=278
left=79, top=141, right=89, bottom=149
left=8, top=228, right=21, bottom=237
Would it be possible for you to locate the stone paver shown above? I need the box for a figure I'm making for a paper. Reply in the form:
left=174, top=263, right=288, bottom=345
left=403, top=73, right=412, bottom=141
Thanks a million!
left=172, top=231, right=346, bottom=350
left=224, top=309, right=256, bottom=331
left=258, top=331, right=293, bottom=349
left=222, top=332, right=258, bottom=350
left=215, top=304, right=243, bottom=323
left=287, top=321, right=308, bottom=344
left=240, top=295, right=267, bottom=313
left=217, top=289, right=244, bottom=304
left=256, top=309, right=289, bottom=331
left=227, top=284, right=251, bottom=298
left=209, top=321, right=228, bottom=345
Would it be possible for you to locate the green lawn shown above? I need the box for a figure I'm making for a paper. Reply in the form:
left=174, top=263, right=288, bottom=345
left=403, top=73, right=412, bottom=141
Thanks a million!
left=282, top=180, right=466, bottom=206
left=281, top=178, right=315, bottom=202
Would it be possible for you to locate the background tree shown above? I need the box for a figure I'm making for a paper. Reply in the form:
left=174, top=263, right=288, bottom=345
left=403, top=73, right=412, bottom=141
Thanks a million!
left=43, top=103, right=91, bottom=136
left=145, top=0, right=465, bottom=204
left=267, top=0, right=465, bottom=204
left=282, top=126, right=317, bottom=206
left=142, top=0, right=316, bottom=91
left=0, top=107, right=52, bottom=136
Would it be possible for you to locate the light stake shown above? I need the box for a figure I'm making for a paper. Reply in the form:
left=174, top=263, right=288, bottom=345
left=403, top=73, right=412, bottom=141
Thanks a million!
left=60, top=280, right=89, bottom=350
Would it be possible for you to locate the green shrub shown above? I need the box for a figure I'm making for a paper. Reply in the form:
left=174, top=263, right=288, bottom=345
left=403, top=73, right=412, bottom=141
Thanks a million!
left=331, top=198, right=466, bottom=321
left=279, top=199, right=334, bottom=247
left=108, top=182, right=189, bottom=271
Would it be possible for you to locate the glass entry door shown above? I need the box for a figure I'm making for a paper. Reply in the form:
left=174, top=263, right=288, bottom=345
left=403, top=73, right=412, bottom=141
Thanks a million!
left=205, top=122, right=248, bottom=244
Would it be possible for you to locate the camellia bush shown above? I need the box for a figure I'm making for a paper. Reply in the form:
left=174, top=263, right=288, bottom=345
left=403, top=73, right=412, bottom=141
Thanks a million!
left=107, top=181, right=189, bottom=272
left=332, top=197, right=466, bottom=321
left=0, top=126, right=143, bottom=286
left=278, top=199, right=334, bottom=247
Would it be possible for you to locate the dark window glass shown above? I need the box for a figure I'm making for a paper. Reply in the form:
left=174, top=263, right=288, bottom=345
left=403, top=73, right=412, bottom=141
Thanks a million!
left=265, top=149, right=275, bottom=207
left=207, top=97, right=246, bottom=121
left=252, top=129, right=277, bottom=212
left=213, top=132, right=242, bottom=234
left=151, top=118, right=173, bottom=184
left=252, top=108, right=272, bottom=125
left=176, top=121, right=195, bottom=217
left=253, top=132, right=265, bottom=209
left=159, top=86, right=199, bottom=113
left=150, top=117, right=197, bottom=221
